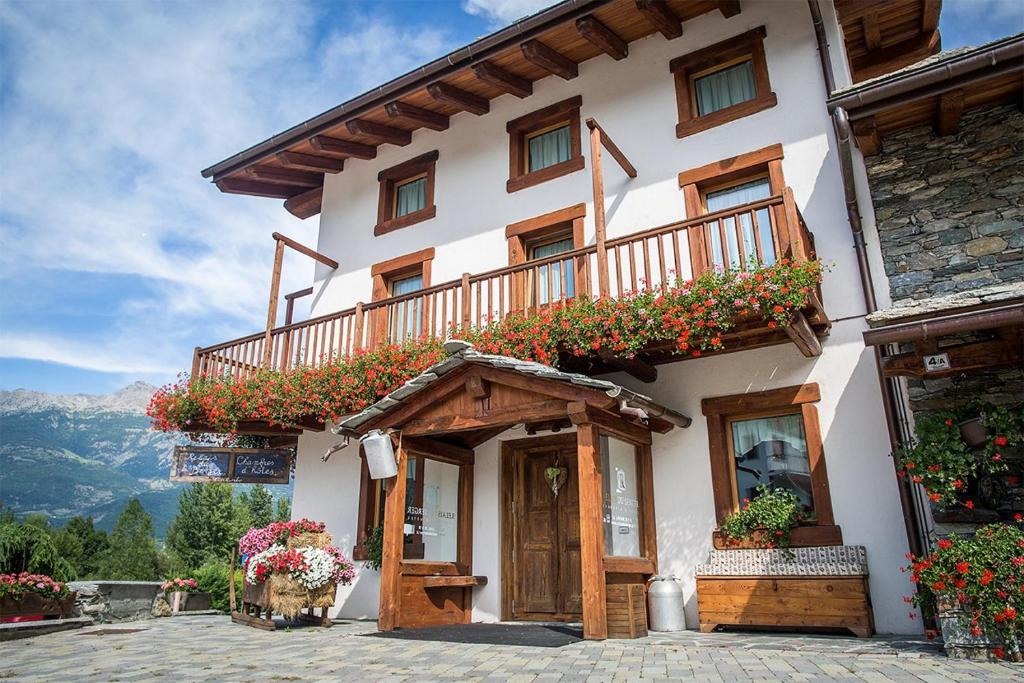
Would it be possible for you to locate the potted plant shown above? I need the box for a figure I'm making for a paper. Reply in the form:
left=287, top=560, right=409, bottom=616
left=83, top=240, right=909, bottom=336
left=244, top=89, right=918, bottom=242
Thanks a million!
left=0, top=573, right=74, bottom=623
left=717, top=485, right=806, bottom=550
left=161, top=577, right=212, bottom=612
left=905, top=523, right=1024, bottom=661
left=244, top=544, right=355, bottom=620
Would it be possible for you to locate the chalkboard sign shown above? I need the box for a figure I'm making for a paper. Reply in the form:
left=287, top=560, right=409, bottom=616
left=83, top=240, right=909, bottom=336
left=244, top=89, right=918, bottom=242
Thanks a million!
left=171, top=446, right=292, bottom=484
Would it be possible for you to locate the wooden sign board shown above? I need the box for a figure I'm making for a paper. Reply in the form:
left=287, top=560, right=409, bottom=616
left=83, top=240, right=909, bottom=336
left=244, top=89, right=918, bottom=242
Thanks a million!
left=171, top=446, right=292, bottom=484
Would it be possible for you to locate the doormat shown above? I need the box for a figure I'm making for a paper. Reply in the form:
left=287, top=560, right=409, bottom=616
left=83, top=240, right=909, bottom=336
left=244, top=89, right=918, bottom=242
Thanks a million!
left=77, top=628, right=148, bottom=636
left=366, top=622, right=583, bottom=648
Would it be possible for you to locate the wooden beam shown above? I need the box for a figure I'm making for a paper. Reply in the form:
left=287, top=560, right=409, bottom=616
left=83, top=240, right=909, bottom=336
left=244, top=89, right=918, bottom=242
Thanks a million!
left=862, top=13, right=881, bottom=51
left=465, top=375, right=490, bottom=399
left=283, top=186, right=323, bottom=220
left=272, top=232, right=339, bottom=269
left=881, top=336, right=1023, bottom=379
left=275, top=151, right=344, bottom=173
left=384, top=101, right=450, bottom=131
left=567, top=401, right=653, bottom=445
left=471, top=61, right=533, bottom=98
left=717, top=0, right=741, bottom=18
left=402, top=436, right=476, bottom=466
left=575, top=16, right=628, bottom=61
left=521, top=40, right=579, bottom=80
left=590, top=123, right=611, bottom=297
left=585, top=118, right=637, bottom=178
left=426, top=82, right=490, bottom=115
left=345, top=119, right=412, bottom=146
left=245, top=166, right=322, bottom=188
left=596, top=348, right=656, bottom=384
left=922, top=0, right=941, bottom=32
left=283, top=286, right=313, bottom=326
left=378, top=444, right=407, bottom=631
left=263, top=238, right=285, bottom=366
left=402, top=399, right=569, bottom=436
left=702, top=382, right=820, bottom=416
left=216, top=177, right=307, bottom=199
left=852, top=31, right=941, bottom=81
left=936, top=88, right=965, bottom=137
left=634, top=0, right=682, bottom=40
left=784, top=310, right=823, bottom=358
left=851, top=117, right=881, bottom=156
left=309, top=135, right=378, bottom=160
left=576, top=422, right=608, bottom=640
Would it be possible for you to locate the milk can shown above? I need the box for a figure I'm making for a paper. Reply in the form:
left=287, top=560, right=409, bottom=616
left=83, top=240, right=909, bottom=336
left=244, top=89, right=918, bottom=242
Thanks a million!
left=647, top=575, right=685, bottom=632
left=361, top=430, right=398, bottom=479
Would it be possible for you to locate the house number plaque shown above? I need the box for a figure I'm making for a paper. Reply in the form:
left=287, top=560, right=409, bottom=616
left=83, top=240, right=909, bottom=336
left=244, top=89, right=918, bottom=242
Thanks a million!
left=923, top=352, right=951, bottom=373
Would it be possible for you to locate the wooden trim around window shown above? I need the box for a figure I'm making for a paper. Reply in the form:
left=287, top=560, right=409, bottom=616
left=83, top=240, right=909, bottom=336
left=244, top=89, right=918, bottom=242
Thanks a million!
left=506, top=96, right=584, bottom=193
left=670, top=27, right=776, bottom=138
left=375, top=150, right=439, bottom=236
left=677, top=143, right=783, bottom=189
left=370, top=247, right=434, bottom=344
left=506, top=204, right=586, bottom=310
left=700, top=383, right=840, bottom=547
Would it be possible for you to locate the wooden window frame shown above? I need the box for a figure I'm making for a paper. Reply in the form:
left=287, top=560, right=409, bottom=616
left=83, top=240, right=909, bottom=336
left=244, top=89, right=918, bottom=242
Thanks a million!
left=598, top=433, right=657, bottom=567
left=375, top=150, right=439, bottom=236
left=669, top=27, right=776, bottom=138
left=506, top=96, right=584, bottom=193
left=506, top=203, right=586, bottom=310
left=701, top=383, right=842, bottom=548
left=370, top=247, right=434, bottom=345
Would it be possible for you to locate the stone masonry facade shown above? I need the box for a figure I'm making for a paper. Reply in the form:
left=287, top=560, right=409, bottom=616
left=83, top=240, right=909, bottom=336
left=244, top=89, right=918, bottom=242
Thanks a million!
left=866, top=103, right=1023, bottom=304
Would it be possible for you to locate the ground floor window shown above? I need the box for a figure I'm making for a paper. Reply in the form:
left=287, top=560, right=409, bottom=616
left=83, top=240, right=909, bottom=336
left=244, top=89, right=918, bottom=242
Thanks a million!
left=728, top=411, right=813, bottom=516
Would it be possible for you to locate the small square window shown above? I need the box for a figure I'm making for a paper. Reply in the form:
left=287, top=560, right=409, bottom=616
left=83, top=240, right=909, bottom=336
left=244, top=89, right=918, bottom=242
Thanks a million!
left=693, top=58, right=756, bottom=117
left=506, top=96, right=583, bottom=193
left=375, top=151, right=438, bottom=236
left=526, top=124, right=572, bottom=173
left=394, top=175, right=427, bottom=218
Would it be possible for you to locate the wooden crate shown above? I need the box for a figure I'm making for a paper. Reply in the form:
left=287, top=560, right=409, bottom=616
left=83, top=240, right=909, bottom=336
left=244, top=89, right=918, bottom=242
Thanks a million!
left=606, top=583, right=647, bottom=639
left=696, top=576, right=874, bottom=637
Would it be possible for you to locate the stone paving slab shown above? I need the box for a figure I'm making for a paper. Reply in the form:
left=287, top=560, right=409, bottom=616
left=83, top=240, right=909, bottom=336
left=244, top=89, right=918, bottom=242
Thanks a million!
left=0, top=616, right=1020, bottom=682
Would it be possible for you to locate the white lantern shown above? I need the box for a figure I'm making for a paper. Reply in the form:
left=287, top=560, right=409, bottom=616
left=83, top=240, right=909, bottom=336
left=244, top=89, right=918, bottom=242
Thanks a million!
left=361, top=429, right=397, bottom=479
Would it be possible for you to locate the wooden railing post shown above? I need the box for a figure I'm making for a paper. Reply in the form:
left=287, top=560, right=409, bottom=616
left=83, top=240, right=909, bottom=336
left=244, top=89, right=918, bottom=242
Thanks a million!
left=190, top=347, right=201, bottom=379
left=353, top=302, right=365, bottom=351
left=461, top=273, right=472, bottom=330
left=262, top=237, right=286, bottom=368
left=782, top=187, right=804, bottom=261
left=589, top=125, right=611, bottom=297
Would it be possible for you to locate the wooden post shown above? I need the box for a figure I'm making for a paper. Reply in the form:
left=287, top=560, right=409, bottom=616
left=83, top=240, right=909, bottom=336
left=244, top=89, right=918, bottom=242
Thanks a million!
left=378, top=443, right=407, bottom=632
left=353, top=302, right=365, bottom=351
left=576, top=422, right=608, bottom=640
left=461, top=272, right=472, bottom=330
left=589, top=125, right=611, bottom=297
left=190, top=346, right=201, bottom=379
left=262, top=238, right=286, bottom=367
left=781, top=187, right=801, bottom=260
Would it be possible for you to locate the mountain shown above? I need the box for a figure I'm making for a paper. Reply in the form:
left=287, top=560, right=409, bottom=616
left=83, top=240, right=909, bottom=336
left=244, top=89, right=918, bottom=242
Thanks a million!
left=1, top=382, right=188, bottom=536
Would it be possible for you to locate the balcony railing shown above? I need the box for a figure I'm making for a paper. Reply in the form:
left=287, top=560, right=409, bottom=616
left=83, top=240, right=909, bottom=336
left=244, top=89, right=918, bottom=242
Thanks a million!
left=193, top=189, right=816, bottom=380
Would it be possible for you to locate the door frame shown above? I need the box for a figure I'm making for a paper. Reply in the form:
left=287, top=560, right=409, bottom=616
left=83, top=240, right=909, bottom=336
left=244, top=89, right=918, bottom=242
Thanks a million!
left=499, top=432, right=580, bottom=621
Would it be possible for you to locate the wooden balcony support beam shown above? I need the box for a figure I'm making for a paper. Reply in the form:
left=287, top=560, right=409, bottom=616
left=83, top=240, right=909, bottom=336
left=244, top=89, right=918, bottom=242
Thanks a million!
left=596, top=348, right=657, bottom=384
left=426, top=82, right=490, bottom=115
left=275, top=151, right=344, bottom=173
left=784, top=310, right=823, bottom=358
left=384, top=101, right=450, bottom=131
left=216, top=177, right=308, bottom=199
left=717, top=0, right=741, bottom=18
left=634, top=0, right=682, bottom=40
left=575, top=16, right=627, bottom=61
left=345, top=119, right=412, bottom=146
left=585, top=118, right=637, bottom=178
left=471, top=61, right=533, bottom=98
left=245, top=166, right=322, bottom=187
left=310, top=135, right=378, bottom=160
left=521, top=40, right=578, bottom=80
left=272, top=232, right=338, bottom=269
left=283, top=186, right=323, bottom=220
left=936, top=89, right=965, bottom=137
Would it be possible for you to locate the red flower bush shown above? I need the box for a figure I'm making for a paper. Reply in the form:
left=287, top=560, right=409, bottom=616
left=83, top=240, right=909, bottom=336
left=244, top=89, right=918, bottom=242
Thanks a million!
left=149, top=261, right=823, bottom=434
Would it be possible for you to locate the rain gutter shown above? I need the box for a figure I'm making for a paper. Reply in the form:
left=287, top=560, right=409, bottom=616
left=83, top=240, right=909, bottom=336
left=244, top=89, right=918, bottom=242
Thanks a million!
left=863, top=303, right=1024, bottom=346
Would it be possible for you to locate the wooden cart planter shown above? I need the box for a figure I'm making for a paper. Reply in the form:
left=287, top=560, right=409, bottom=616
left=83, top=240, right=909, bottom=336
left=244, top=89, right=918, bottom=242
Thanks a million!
left=0, top=592, right=76, bottom=623
left=696, top=545, right=873, bottom=637
left=231, top=579, right=334, bottom=631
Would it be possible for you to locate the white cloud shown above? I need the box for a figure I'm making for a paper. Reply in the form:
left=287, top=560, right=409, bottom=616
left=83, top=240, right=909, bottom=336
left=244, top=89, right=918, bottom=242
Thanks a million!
left=461, top=0, right=559, bottom=26
left=0, top=2, right=460, bottom=379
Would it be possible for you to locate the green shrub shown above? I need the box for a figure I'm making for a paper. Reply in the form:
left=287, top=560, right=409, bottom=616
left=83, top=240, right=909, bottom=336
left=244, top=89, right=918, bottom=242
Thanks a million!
left=194, top=562, right=243, bottom=612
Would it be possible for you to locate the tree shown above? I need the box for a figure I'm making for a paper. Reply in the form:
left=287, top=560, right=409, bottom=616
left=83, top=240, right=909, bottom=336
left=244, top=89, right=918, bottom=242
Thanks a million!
left=98, top=499, right=160, bottom=580
left=166, top=483, right=235, bottom=569
left=55, top=517, right=110, bottom=579
left=0, top=520, right=75, bottom=581
left=275, top=496, right=291, bottom=522
left=245, top=485, right=274, bottom=529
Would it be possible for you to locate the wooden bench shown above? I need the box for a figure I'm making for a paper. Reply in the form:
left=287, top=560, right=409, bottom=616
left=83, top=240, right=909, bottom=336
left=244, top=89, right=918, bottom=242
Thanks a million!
left=696, top=546, right=873, bottom=637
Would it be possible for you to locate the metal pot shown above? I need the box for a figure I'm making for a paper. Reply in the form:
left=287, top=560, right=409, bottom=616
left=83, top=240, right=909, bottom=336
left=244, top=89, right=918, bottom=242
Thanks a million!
left=647, top=575, right=686, bottom=632
left=959, top=417, right=991, bottom=449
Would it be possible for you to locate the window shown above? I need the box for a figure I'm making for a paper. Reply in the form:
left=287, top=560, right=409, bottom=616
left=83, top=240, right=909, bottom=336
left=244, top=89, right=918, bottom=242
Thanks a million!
left=670, top=27, right=776, bottom=138
left=506, top=96, right=583, bottom=193
left=506, top=204, right=586, bottom=309
left=389, top=273, right=424, bottom=342
left=371, top=248, right=434, bottom=345
left=702, top=383, right=841, bottom=547
left=375, top=150, right=438, bottom=235
left=601, top=435, right=641, bottom=557
left=678, top=144, right=786, bottom=275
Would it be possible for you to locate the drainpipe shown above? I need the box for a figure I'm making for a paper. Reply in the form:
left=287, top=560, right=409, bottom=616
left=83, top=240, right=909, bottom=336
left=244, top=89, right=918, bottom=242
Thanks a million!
left=808, top=0, right=926, bottom=557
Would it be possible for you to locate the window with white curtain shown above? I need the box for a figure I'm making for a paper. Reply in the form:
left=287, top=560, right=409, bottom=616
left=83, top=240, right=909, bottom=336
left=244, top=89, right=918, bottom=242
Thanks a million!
left=527, top=234, right=576, bottom=304
left=704, top=177, right=776, bottom=270
left=394, top=176, right=427, bottom=218
left=693, top=59, right=756, bottom=116
left=728, top=412, right=814, bottom=515
left=388, top=273, right=423, bottom=342
left=527, top=124, right=571, bottom=173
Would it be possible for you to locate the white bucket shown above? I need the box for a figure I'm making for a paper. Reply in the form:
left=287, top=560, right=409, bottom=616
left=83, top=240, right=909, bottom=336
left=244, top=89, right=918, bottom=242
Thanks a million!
left=361, top=430, right=397, bottom=479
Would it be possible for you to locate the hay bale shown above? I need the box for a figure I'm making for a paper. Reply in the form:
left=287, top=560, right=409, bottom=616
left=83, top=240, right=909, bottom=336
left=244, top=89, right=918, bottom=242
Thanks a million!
left=269, top=575, right=336, bottom=620
left=286, top=531, right=333, bottom=550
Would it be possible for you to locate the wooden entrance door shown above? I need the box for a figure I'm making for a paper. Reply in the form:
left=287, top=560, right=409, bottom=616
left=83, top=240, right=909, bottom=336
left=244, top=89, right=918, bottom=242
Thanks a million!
left=508, top=436, right=582, bottom=620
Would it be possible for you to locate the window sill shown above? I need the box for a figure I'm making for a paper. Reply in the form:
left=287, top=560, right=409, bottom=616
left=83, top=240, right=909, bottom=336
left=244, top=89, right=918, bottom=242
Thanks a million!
left=374, top=205, right=436, bottom=236
left=675, top=93, right=777, bottom=139
left=506, top=155, right=585, bottom=193
left=712, top=524, right=842, bottom=549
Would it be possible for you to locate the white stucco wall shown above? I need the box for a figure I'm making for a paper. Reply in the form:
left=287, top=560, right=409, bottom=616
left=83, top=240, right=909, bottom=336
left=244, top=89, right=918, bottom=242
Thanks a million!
left=285, top=1, right=919, bottom=635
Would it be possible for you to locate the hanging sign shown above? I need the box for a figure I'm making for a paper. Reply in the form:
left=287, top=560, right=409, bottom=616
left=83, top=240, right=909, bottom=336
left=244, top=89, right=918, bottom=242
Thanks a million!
left=171, top=446, right=292, bottom=484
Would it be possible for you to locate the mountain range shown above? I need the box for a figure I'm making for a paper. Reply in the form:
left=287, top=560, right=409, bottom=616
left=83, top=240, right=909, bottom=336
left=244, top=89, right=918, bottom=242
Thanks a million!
left=2, top=382, right=190, bottom=536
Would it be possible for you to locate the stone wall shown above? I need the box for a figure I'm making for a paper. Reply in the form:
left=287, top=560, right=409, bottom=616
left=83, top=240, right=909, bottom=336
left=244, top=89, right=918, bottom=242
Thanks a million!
left=866, top=104, right=1024, bottom=304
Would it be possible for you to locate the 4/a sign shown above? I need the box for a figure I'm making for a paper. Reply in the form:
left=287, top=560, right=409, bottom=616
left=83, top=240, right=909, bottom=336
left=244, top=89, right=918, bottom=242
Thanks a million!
left=171, top=446, right=292, bottom=484
left=923, top=352, right=951, bottom=373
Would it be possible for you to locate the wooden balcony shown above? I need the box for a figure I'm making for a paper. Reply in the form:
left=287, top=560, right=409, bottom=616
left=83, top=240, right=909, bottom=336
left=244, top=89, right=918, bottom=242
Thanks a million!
left=193, top=189, right=827, bottom=382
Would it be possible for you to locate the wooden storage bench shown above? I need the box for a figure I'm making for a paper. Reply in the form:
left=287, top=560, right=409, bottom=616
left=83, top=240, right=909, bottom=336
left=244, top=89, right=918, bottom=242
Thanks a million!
left=696, top=545, right=873, bottom=637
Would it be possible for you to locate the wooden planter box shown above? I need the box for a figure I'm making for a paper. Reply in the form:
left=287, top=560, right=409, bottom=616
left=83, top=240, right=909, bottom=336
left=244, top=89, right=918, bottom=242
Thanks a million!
left=0, top=592, right=75, bottom=622
left=606, top=583, right=647, bottom=639
left=696, top=546, right=873, bottom=638
left=711, top=526, right=843, bottom=549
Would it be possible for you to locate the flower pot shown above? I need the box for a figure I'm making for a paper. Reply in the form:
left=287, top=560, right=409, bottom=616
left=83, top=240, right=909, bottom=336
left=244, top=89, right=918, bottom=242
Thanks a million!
left=935, top=593, right=1003, bottom=661
left=0, top=592, right=75, bottom=621
left=959, top=417, right=991, bottom=449
left=167, top=591, right=213, bottom=612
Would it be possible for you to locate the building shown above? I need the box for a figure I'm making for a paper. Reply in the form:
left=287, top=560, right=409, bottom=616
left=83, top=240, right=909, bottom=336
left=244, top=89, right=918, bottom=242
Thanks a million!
left=177, top=0, right=997, bottom=638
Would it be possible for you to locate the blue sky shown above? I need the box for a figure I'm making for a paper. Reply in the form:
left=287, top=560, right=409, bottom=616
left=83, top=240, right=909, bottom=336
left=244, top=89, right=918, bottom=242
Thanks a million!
left=0, top=0, right=1021, bottom=396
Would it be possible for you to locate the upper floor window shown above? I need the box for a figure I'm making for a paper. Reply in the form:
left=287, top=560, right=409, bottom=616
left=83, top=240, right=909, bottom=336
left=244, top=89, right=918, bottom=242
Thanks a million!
left=370, top=247, right=434, bottom=345
left=703, top=176, right=775, bottom=270
left=375, top=150, right=438, bottom=236
left=527, top=232, right=576, bottom=304
left=388, top=272, right=424, bottom=342
left=506, top=96, right=584, bottom=193
left=506, top=204, right=586, bottom=309
left=670, top=27, right=776, bottom=138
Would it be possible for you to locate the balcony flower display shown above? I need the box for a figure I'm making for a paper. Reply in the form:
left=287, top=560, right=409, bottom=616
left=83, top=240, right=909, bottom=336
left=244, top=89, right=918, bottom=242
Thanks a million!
left=148, top=260, right=823, bottom=435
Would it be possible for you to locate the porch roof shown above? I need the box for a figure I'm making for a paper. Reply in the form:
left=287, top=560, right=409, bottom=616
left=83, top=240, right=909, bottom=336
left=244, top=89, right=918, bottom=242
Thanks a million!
left=335, top=339, right=691, bottom=435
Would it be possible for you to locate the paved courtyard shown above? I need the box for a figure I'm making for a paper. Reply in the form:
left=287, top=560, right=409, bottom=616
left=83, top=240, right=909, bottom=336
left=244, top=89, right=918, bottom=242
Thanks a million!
left=2, top=615, right=1021, bottom=682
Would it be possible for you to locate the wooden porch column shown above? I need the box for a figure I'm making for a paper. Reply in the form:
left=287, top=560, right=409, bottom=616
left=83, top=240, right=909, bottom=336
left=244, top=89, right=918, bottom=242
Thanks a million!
left=377, top=443, right=408, bottom=631
left=262, top=238, right=286, bottom=367
left=576, top=422, right=608, bottom=640
left=589, top=124, right=611, bottom=298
